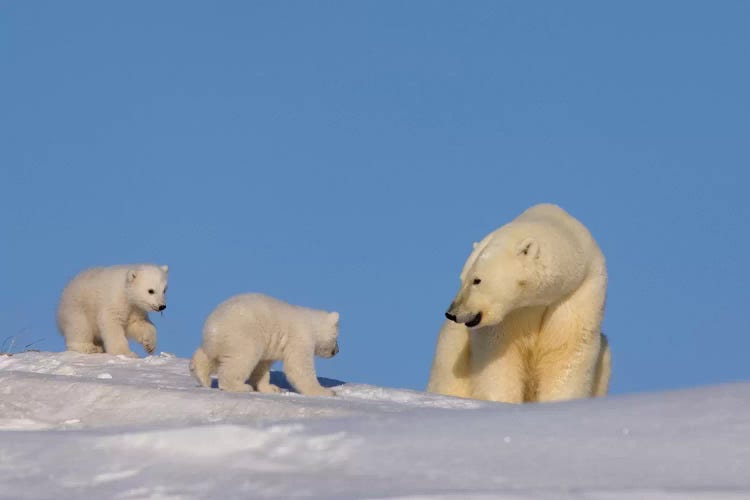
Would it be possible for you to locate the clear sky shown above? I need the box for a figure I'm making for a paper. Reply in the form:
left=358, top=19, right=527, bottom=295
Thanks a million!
left=2, top=2, right=749, bottom=395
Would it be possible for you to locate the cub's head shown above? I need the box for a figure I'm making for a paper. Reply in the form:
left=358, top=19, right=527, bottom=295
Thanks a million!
left=125, top=265, right=169, bottom=313
left=314, top=311, right=340, bottom=359
left=445, top=235, right=545, bottom=329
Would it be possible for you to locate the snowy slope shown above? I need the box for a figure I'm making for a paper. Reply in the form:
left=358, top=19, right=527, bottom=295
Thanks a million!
left=1, top=352, right=749, bottom=499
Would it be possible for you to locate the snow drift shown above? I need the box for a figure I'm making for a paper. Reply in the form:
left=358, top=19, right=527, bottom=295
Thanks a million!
left=1, top=351, right=749, bottom=499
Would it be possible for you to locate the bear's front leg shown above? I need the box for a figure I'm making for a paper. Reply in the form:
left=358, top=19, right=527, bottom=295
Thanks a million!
left=97, top=315, right=137, bottom=358
left=427, top=320, right=473, bottom=397
left=536, top=342, right=601, bottom=402
left=126, top=318, right=157, bottom=355
left=470, top=331, right=526, bottom=403
left=283, top=346, right=334, bottom=397
left=536, top=279, right=607, bottom=402
left=469, top=360, right=526, bottom=403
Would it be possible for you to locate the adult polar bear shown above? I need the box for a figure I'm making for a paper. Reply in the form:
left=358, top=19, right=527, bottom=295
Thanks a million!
left=428, top=204, right=611, bottom=403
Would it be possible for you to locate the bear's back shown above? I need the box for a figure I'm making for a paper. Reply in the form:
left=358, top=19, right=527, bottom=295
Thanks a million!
left=203, top=294, right=294, bottom=337
left=516, top=203, right=603, bottom=263
left=61, top=266, right=126, bottom=305
left=464, top=204, right=605, bottom=294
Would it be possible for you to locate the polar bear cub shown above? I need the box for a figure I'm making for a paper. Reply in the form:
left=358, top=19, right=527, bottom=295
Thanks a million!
left=190, top=293, right=340, bottom=396
left=57, top=264, right=169, bottom=357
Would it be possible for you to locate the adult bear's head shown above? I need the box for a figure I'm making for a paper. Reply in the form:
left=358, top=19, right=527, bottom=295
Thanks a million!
left=444, top=227, right=559, bottom=329
left=444, top=204, right=597, bottom=329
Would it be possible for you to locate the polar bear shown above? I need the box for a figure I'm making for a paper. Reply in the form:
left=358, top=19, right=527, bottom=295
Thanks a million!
left=427, top=204, right=611, bottom=403
left=190, top=293, right=340, bottom=396
left=57, top=264, right=169, bottom=357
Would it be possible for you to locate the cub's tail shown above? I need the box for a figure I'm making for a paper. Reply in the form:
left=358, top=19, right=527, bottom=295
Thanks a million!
left=190, top=347, right=216, bottom=388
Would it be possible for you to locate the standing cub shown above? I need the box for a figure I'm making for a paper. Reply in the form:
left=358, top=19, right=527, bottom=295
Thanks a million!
left=190, top=293, right=339, bottom=396
left=57, top=264, right=169, bottom=357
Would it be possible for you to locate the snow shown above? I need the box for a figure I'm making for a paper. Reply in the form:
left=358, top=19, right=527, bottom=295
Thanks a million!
left=1, top=352, right=749, bottom=499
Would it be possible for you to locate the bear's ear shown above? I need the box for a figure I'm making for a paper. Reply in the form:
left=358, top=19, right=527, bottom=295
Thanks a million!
left=472, top=242, right=478, bottom=249
left=329, top=311, right=339, bottom=324
left=160, top=265, right=169, bottom=273
left=127, top=270, right=137, bottom=282
left=516, top=238, right=539, bottom=258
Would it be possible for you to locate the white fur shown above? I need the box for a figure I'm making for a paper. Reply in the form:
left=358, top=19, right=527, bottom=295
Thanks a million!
left=428, top=204, right=610, bottom=403
left=57, top=264, right=169, bottom=357
left=190, top=293, right=339, bottom=396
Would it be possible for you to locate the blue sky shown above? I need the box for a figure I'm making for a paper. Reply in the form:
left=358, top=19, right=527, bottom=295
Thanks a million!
left=2, top=2, right=749, bottom=395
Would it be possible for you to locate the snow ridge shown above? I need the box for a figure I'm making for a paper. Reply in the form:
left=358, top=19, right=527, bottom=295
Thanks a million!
left=1, top=352, right=749, bottom=499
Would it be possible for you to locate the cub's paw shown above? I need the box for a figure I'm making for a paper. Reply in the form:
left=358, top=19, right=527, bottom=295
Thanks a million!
left=67, top=343, right=104, bottom=354
left=141, top=337, right=157, bottom=355
left=256, top=383, right=282, bottom=394
left=302, top=386, right=335, bottom=397
left=138, top=328, right=157, bottom=355
left=219, top=383, right=254, bottom=393
left=113, top=350, right=139, bottom=359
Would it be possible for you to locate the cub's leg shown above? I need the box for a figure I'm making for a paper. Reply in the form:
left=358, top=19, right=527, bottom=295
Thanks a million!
left=217, top=345, right=262, bottom=393
left=190, top=347, right=217, bottom=388
left=60, top=311, right=103, bottom=354
left=97, top=314, right=137, bottom=357
left=249, top=360, right=281, bottom=393
left=126, top=318, right=157, bottom=355
left=283, top=343, right=333, bottom=396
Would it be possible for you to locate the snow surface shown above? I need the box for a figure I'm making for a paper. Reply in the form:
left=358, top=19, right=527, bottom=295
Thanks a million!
left=1, top=352, right=749, bottom=499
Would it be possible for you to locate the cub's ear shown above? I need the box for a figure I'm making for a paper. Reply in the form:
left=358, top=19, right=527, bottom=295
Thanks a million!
left=472, top=242, right=478, bottom=249
left=127, top=270, right=137, bottom=282
left=329, top=311, right=340, bottom=324
left=160, top=265, right=169, bottom=273
left=516, top=238, right=539, bottom=258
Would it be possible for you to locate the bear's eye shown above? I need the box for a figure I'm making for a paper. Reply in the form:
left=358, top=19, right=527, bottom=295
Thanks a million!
left=148, top=289, right=155, bottom=295
left=473, top=278, right=481, bottom=285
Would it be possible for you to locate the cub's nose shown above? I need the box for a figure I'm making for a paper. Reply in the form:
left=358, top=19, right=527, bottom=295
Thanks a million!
left=158, top=305, right=166, bottom=311
left=445, top=311, right=457, bottom=322
left=331, top=344, right=339, bottom=356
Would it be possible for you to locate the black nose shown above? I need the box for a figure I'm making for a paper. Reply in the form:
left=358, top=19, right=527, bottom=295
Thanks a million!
left=445, top=312, right=457, bottom=322
left=332, top=345, right=339, bottom=356
left=158, top=305, right=166, bottom=311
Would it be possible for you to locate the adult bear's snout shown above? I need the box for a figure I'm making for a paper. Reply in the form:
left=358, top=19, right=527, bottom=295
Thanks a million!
left=446, top=307, right=482, bottom=327
left=445, top=301, right=459, bottom=322
left=465, top=312, right=482, bottom=328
